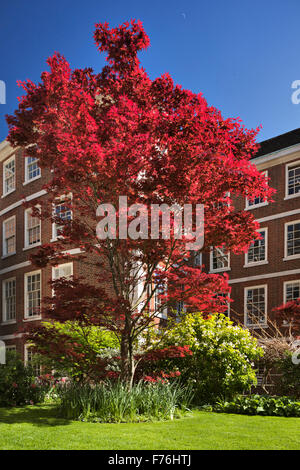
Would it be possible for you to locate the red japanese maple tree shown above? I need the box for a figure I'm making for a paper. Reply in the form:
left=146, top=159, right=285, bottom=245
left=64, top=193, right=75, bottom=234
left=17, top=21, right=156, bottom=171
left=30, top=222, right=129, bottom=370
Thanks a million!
left=273, top=301, right=300, bottom=337
left=6, top=20, right=273, bottom=384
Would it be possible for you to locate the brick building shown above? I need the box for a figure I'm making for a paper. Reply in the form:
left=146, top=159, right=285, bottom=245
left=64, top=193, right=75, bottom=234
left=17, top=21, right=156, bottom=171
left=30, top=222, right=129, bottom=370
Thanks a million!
left=1, top=128, right=300, bottom=362
left=202, top=128, right=300, bottom=328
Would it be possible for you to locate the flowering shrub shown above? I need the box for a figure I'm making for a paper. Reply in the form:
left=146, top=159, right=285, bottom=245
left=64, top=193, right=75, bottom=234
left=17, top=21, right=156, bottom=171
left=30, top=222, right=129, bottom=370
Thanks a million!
left=0, top=351, right=46, bottom=407
left=149, top=313, right=263, bottom=403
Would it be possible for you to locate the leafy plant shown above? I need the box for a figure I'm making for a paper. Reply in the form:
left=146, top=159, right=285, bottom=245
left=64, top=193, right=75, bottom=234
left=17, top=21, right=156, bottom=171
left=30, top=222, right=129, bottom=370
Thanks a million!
left=57, top=380, right=193, bottom=422
left=278, top=352, right=300, bottom=398
left=148, top=313, right=263, bottom=403
left=214, top=394, right=300, bottom=417
left=0, top=351, right=46, bottom=407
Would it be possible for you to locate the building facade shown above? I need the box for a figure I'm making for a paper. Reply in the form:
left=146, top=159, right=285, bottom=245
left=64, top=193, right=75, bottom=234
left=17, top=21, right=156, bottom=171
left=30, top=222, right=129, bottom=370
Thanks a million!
left=1, top=128, right=300, bottom=362
left=202, top=128, right=300, bottom=329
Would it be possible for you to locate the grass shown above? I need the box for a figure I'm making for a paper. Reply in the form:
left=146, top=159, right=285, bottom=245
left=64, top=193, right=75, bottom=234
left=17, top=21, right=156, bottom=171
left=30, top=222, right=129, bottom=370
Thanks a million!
left=0, top=404, right=299, bottom=450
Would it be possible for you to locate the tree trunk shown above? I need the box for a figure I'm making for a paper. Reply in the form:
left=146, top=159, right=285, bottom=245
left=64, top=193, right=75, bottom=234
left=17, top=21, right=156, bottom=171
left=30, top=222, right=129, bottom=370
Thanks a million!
left=120, top=330, right=134, bottom=388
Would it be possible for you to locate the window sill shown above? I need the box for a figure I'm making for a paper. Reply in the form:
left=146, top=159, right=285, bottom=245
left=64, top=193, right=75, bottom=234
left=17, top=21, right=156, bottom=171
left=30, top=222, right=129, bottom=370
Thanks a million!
left=284, top=193, right=300, bottom=201
left=1, top=252, right=16, bottom=259
left=1, top=320, right=17, bottom=325
left=245, top=202, right=269, bottom=211
left=243, top=260, right=269, bottom=268
left=23, top=316, right=42, bottom=322
left=1, top=189, right=16, bottom=199
left=23, top=175, right=41, bottom=186
left=209, top=268, right=231, bottom=273
left=246, top=323, right=268, bottom=329
left=283, top=255, right=300, bottom=261
left=23, top=243, right=42, bottom=251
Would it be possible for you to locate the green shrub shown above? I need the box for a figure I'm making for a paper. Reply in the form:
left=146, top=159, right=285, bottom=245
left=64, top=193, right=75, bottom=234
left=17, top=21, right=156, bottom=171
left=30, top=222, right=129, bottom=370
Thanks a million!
left=31, top=321, right=119, bottom=381
left=0, top=351, right=46, bottom=407
left=214, top=394, right=300, bottom=417
left=57, top=380, right=193, bottom=422
left=278, top=352, right=300, bottom=398
left=150, top=313, right=263, bottom=404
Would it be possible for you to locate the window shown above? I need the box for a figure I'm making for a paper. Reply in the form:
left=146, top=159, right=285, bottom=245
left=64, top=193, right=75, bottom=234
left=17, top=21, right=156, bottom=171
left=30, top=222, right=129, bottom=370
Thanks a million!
left=25, top=156, right=40, bottom=183
left=154, top=275, right=167, bottom=319
left=218, top=292, right=230, bottom=317
left=286, top=161, right=300, bottom=198
left=25, top=207, right=41, bottom=248
left=3, top=155, right=15, bottom=196
left=284, top=280, right=300, bottom=303
left=193, top=251, right=202, bottom=266
left=25, top=271, right=41, bottom=318
left=25, top=345, right=41, bottom=376
left=244, top=285, right=267, bottom=327
left=6, top=345, right=16, bottom=353
left=246, top=229, right=267, bottom=265
left=246, top=171, right=268, bottom=209
left=2, top=278, right=16, bottom=322
left=3, top=216, right=16, bottom=256
left=52, top=195, right=72, bottom=240
left=215, top=192, right=231, bottom=210
left=210, top=247, right=230, bottom=272
left=52, top=263, right=73, bottom=281
left=285, top=221, right=300, bottom=258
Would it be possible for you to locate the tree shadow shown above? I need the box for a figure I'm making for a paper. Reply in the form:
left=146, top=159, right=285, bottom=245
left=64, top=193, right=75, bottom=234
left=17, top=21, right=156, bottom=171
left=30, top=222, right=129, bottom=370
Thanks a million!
left=0, top=404, right=72, bottom=427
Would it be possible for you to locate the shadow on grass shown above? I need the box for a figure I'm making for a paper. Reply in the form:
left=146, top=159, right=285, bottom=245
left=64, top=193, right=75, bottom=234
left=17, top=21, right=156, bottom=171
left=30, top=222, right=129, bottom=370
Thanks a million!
left=0, top=404, right=72, bottom=427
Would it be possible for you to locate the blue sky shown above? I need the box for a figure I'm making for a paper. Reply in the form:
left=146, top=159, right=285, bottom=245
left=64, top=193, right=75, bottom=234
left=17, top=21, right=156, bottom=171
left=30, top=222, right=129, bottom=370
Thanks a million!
left=0, top=0, right=300, bottom=143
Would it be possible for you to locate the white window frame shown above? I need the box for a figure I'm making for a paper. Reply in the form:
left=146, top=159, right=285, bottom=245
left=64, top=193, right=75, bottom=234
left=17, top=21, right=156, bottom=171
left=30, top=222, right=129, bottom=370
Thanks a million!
left=193, top=251, right=202, bottom=266
left=245, top=171, right=269, bottom=210
left=244, top=284, right=268, bottom=328
left=2, top=215, right=16, bottom=257
left=283, top=279, right=300, bottom=304
left=2, top=277, right=16, bottom=324
left=285, top=160, right=300, bottom=200
left=24, top=344, right=41, bottom=376
left=154, top=275, right=168, bottom=320
left=24, top=206, right=41, bottom=250
left=52, top=262, right=73, bottom=280
left=5, top=345, right=16, bottom=353
left=2, top=155, right=16, bottom=197
left=284, top=219, right=300, bottom=260
left=51, top=194, right=73, bottom=242
left=210, top=247, right=230, bottom=273
left=245, top=228, right=268, bottom=267
left=24, top=156, right=41, bottom=185
left=24, top=270, right=41, bottom=320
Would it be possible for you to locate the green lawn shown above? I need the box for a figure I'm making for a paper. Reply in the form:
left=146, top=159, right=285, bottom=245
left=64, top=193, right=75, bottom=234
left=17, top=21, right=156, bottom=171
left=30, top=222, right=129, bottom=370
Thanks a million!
left=0, top=404, right=299, bottom=450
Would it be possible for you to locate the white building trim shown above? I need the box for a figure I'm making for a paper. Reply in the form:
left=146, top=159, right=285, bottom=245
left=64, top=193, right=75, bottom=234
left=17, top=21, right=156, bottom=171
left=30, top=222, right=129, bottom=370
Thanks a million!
left=229, top=267, right=300, bottom=285
left=0, top=189, right=47, bottom=217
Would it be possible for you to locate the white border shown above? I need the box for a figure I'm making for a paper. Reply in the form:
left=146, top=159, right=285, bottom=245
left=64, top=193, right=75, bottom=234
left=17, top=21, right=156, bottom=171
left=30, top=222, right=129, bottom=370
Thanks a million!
left=2, top=277, right=16, bottom=324
left=283, top=279, right=300, bottom=304
left=23, top=156, right=41, bottom=185
left=210, top=247, right=231, bottom=273
left=2, top=154, right=16, bottom=198
left=24, top=206, right=41, bottom=250
left=244, top=227, right=268, bottom=267
left=24, top=269, right=42, bottom=320
left=285, top=159, right=300, bottom=200
left=2, top=215, right=16, bottom=258
left=244, top=284, right=268, bottom=328
left=284, top=219, right=300, bottom=260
